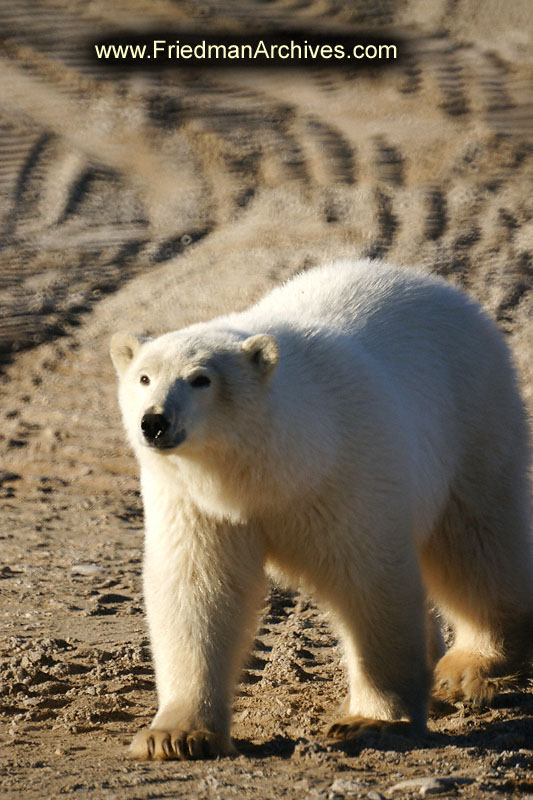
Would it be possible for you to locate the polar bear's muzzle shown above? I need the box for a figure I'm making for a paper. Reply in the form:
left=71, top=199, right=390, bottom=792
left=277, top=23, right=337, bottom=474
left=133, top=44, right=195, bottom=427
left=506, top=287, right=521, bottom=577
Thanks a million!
left=141, top=411, right=186, bottom=450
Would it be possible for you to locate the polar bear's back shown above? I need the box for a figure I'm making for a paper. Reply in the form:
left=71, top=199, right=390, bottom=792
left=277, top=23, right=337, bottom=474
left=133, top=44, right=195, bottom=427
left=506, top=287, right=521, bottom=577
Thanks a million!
left=247, top=259, right=476, bottom=338
left=219, top=258, right=522, bottom=454
left=241, top=259, right=505, bottom=381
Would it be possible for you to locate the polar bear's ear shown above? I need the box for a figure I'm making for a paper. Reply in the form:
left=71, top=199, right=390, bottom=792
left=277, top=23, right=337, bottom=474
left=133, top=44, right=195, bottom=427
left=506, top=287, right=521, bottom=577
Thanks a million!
left=241, top=334, right=279, bottom=377
left=110, top=331, right=145, bottom=376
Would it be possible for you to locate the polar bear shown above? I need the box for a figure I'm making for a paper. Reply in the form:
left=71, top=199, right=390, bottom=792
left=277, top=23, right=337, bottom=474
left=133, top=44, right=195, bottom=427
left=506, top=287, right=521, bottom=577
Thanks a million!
left=110, top=259, right=532, bottom=761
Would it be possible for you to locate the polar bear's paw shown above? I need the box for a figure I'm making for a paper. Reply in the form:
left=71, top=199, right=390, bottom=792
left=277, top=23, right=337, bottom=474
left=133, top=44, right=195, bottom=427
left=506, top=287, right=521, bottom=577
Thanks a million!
left=434, top=650, right=519, bottom=705
left=327, top=716, right=411, bottom=741
left=129, top=727, right=237, bottom=761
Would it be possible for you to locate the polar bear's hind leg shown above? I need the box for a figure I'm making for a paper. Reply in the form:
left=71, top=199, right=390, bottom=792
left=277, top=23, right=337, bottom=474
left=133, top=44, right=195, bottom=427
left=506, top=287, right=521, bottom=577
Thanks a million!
left=421, top=476, right=533, bottom=704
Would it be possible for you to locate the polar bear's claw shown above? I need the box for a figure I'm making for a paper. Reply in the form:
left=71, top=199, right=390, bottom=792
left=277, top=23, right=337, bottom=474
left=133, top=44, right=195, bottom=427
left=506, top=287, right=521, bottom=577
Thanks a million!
left=327, top=716, right=411, bottom=740
left=129, top=727, right=236, bottom=761
left=434, top=650, right=521, bottom=705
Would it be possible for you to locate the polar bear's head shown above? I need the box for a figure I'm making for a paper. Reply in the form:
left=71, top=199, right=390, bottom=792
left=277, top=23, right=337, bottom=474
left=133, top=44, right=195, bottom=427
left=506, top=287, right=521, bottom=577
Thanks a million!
left=110, top=327, right=279, bottom=457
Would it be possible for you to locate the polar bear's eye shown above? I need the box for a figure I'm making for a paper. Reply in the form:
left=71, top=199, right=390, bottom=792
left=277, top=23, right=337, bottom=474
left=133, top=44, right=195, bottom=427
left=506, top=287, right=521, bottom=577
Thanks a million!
left=189, top=374, right=211, bottom=388
left=140, top=374, right=150, bottom=386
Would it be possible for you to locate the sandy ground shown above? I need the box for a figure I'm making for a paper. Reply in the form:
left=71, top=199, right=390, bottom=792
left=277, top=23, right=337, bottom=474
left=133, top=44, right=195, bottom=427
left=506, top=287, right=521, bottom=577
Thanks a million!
left=0, top=1, right=532, bottom=798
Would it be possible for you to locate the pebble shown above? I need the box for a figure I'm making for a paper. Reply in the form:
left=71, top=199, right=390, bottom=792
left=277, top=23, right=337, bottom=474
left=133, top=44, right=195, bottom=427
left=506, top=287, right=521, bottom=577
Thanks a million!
left=71, top=564, right=103, bottom=576
left=389, top=776, right=474, bottom=796
left=330, top=777, right=368, bottom=797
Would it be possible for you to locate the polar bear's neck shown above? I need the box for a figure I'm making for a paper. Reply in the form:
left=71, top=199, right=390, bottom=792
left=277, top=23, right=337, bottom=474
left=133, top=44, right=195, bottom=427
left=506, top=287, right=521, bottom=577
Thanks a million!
left=141, top=431, right=326, bottom=524
left=139, top=380, right=339, bottom=524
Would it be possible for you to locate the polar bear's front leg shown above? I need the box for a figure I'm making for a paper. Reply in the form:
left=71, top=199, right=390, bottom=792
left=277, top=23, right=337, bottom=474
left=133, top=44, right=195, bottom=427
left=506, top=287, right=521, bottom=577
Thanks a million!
left=325, top=544, right=430, bottom=740
left=131, top=500, right=266, bottom=761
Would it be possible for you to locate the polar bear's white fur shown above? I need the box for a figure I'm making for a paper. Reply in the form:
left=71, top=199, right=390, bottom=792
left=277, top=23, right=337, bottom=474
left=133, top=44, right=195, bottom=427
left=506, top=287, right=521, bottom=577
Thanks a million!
left=111, top=259, right=532, bottom=761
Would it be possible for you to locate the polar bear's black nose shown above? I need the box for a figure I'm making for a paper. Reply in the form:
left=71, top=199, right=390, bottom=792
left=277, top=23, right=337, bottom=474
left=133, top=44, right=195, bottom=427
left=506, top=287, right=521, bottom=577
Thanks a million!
left=141, top=412, right=169, bottom=444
